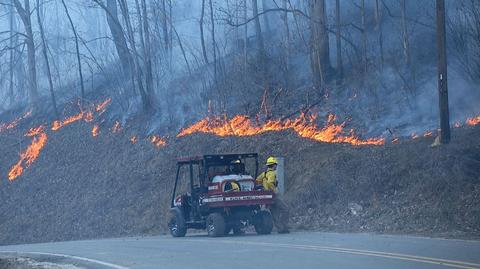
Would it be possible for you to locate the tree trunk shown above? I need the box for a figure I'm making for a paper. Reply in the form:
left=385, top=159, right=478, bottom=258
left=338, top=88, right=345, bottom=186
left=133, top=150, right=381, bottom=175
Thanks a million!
left=282, top=0, right=290, bottom=89
left=61, top=0, right=85, bottom=105
left=118, top=0, right=151, bottom=111
left=97, top=0, right=133, bottom=78
left=361, top=0, right=367, bottom=74
left=13, top=0, right=39, bottom=108
left=140, top=0, right=155, bottom=107
left=400, top=0, right=411, bottom=66
left=8, top=1, right=15, bottom=105
left=335, top=0, right=343, bottom=79
left=161, top=0, right=169, bottom=51
left=262, top=0, right=271, bottom=33
left=36, top=0, right=59, bottom=118
left=243, top=0, right=248, bottom=80
left=209, top=0, right=218, bottom=89
left=252, top=0, right=266, bottom=80
left=200, top=0, right=209, bottom=64
left=375, top=0, right=384, bottom=69
left=309, top=0, right=330, bottom=90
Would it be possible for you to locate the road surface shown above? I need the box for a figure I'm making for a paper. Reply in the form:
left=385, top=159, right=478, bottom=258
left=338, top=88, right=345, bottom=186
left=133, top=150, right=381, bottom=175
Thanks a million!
left=1, top=232, right=479, bottom=269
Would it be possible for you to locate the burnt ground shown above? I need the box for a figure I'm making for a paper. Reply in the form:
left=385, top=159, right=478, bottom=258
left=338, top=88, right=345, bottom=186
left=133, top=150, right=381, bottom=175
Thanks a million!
left=0, top=117, right=479, bottom=245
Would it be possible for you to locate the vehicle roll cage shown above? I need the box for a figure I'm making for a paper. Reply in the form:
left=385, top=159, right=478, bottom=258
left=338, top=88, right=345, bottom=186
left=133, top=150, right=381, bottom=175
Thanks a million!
left=171, top=153, right=259, bottom=208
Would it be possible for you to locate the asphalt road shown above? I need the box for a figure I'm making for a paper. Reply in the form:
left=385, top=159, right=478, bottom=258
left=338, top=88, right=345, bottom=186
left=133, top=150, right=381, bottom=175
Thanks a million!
left=1, top=232, right=479, bottom=269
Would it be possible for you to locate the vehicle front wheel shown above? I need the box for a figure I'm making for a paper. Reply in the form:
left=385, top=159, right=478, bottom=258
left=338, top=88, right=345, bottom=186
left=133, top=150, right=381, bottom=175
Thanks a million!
left=206, top=213, right=226, bottom=237
left=254, top=210, right=273, bottom=235
left=168, top=211, right=187, bottom=237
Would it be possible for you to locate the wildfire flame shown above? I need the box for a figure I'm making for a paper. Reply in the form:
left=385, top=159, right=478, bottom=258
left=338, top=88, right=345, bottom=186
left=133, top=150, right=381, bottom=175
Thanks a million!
left=0, top=110, right=32, bottom=132
left=51, top=112, right=84, bottom=131
left=423, top=131, right=433, bottom=137
left=7, top=98, right=113, bottom=181
left=84, top=112, right=94, bottom=122
left=92, top=124, right=99, bottom=137
left=150, top=135, right=167, bottom=148
left=96, top=98, right=111, bottom=114
left=51, top=98, right=113, bottom=131
left=177, top=113, right=385, bottom=146
left=8, top=125, right=48, bottom=181
left=466, top=115, right=480, bottom=126
left=112, top=121, right=121, bottom=133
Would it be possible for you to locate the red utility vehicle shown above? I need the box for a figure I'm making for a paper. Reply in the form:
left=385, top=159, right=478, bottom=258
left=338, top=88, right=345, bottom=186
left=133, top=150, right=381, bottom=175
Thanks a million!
left=168, top=153, right=274, bottom=237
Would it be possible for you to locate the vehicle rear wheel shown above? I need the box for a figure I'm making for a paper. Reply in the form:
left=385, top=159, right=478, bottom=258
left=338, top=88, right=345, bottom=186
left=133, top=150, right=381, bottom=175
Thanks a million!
left=254, top=210, right=273, bottom=235
left=168, top=211, right=187, bottom=237
left=207, top=213, right=225, bottom=237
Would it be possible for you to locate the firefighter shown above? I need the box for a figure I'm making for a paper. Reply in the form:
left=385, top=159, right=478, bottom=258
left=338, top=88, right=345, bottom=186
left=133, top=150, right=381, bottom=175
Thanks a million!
left=224, top=181, right=240, bottom=192
left=256, top=156, right=290, bottom=233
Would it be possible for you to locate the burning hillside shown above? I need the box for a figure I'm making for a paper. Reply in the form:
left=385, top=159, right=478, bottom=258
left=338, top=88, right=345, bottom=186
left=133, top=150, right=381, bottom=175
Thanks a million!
left=177, top=113, right=385, bottom=146
left=2, top=95, right=480, bottom=182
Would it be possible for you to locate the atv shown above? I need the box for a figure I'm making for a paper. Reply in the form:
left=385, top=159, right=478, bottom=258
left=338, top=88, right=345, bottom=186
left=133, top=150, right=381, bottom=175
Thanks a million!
left=168, top=153, right=275, bottom=237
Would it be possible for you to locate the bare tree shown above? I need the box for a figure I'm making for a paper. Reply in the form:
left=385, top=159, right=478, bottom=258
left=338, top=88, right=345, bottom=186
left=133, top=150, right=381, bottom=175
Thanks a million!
left=161, top=0, right=169, bottom=51
left=36, top=0, right=59, bottom=117
left=252, top=0, right=266, bottom=79
left=335, top=0, right=343, bottom=79
left=375, top=0, right=384, bottom=68
left=200, top=0, right=209, bottom=64
left=118, top=0, right=152, bottom=111
left=360, top=0, right=367, bottom=73
left=13, top=0, right=39, bottom=108
left=308, top=0, right=330, bottom=91
left=400, top=0, right=410, bottom=66
left=262, top=0, right=271, bottom=33
left=61, top=0, right=85, bottom=104
left=8, top=1, right=16, bottom=105
left=209, top=0, right=218, bottom=89
left=282, top=0, right=290, bottom=88
left=140, top=0, right=155, bottom=108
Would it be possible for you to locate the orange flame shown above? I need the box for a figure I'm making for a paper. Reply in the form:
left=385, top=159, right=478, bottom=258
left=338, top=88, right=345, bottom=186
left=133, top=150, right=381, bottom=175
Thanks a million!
left=177, top=113, right=385, bottom=146
left=51, top=112, right=84, bottom=131
left=466, top=115, right=480, bottom=126
left=150, top=135, right=167, bottom=148
left=0, top=110, right=32, bottom=132
left=423, top=131, right=433, bottom=137
left=8, top=126, right=48, bottom=181
left=130, top=136, right=137, bottom=144
left=51, top=98, right=112, bottom=131
left=92, top=124, right=99, bottom=137
left=411, top=133, right=420, bottom=139
left=84, top=112, right=94, bottom=122
left=96, top=98, right=112, bottom=114
left=112, top=121, right=121, bottom=133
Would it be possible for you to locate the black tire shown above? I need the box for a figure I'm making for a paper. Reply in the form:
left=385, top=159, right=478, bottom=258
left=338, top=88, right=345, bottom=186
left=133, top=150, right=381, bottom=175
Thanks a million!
left=206, top=213, right=225, bottom=237
left=168, top=211, right=187, bottom=237
left=254, top=210, right=273, bottom=235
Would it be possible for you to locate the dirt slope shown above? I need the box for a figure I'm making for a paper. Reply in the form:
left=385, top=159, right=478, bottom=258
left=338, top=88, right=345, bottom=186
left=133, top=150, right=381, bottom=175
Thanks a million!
left=0, top=119, right=479, bottom=245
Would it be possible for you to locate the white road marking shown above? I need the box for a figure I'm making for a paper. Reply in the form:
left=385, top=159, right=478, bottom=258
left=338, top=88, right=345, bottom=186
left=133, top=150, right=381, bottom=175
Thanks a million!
left=0, top=251, right=130, bottom=269
left=178, top=238, right=480, bottom=269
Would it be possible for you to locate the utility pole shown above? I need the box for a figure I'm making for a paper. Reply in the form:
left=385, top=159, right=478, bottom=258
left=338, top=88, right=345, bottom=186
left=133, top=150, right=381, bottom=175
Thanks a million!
left=436, top=0, right=450, bottom=144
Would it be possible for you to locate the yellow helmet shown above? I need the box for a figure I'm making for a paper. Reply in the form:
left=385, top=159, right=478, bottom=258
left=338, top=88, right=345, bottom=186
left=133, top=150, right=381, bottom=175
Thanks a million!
left=266, top=156, right=277, bottom=166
